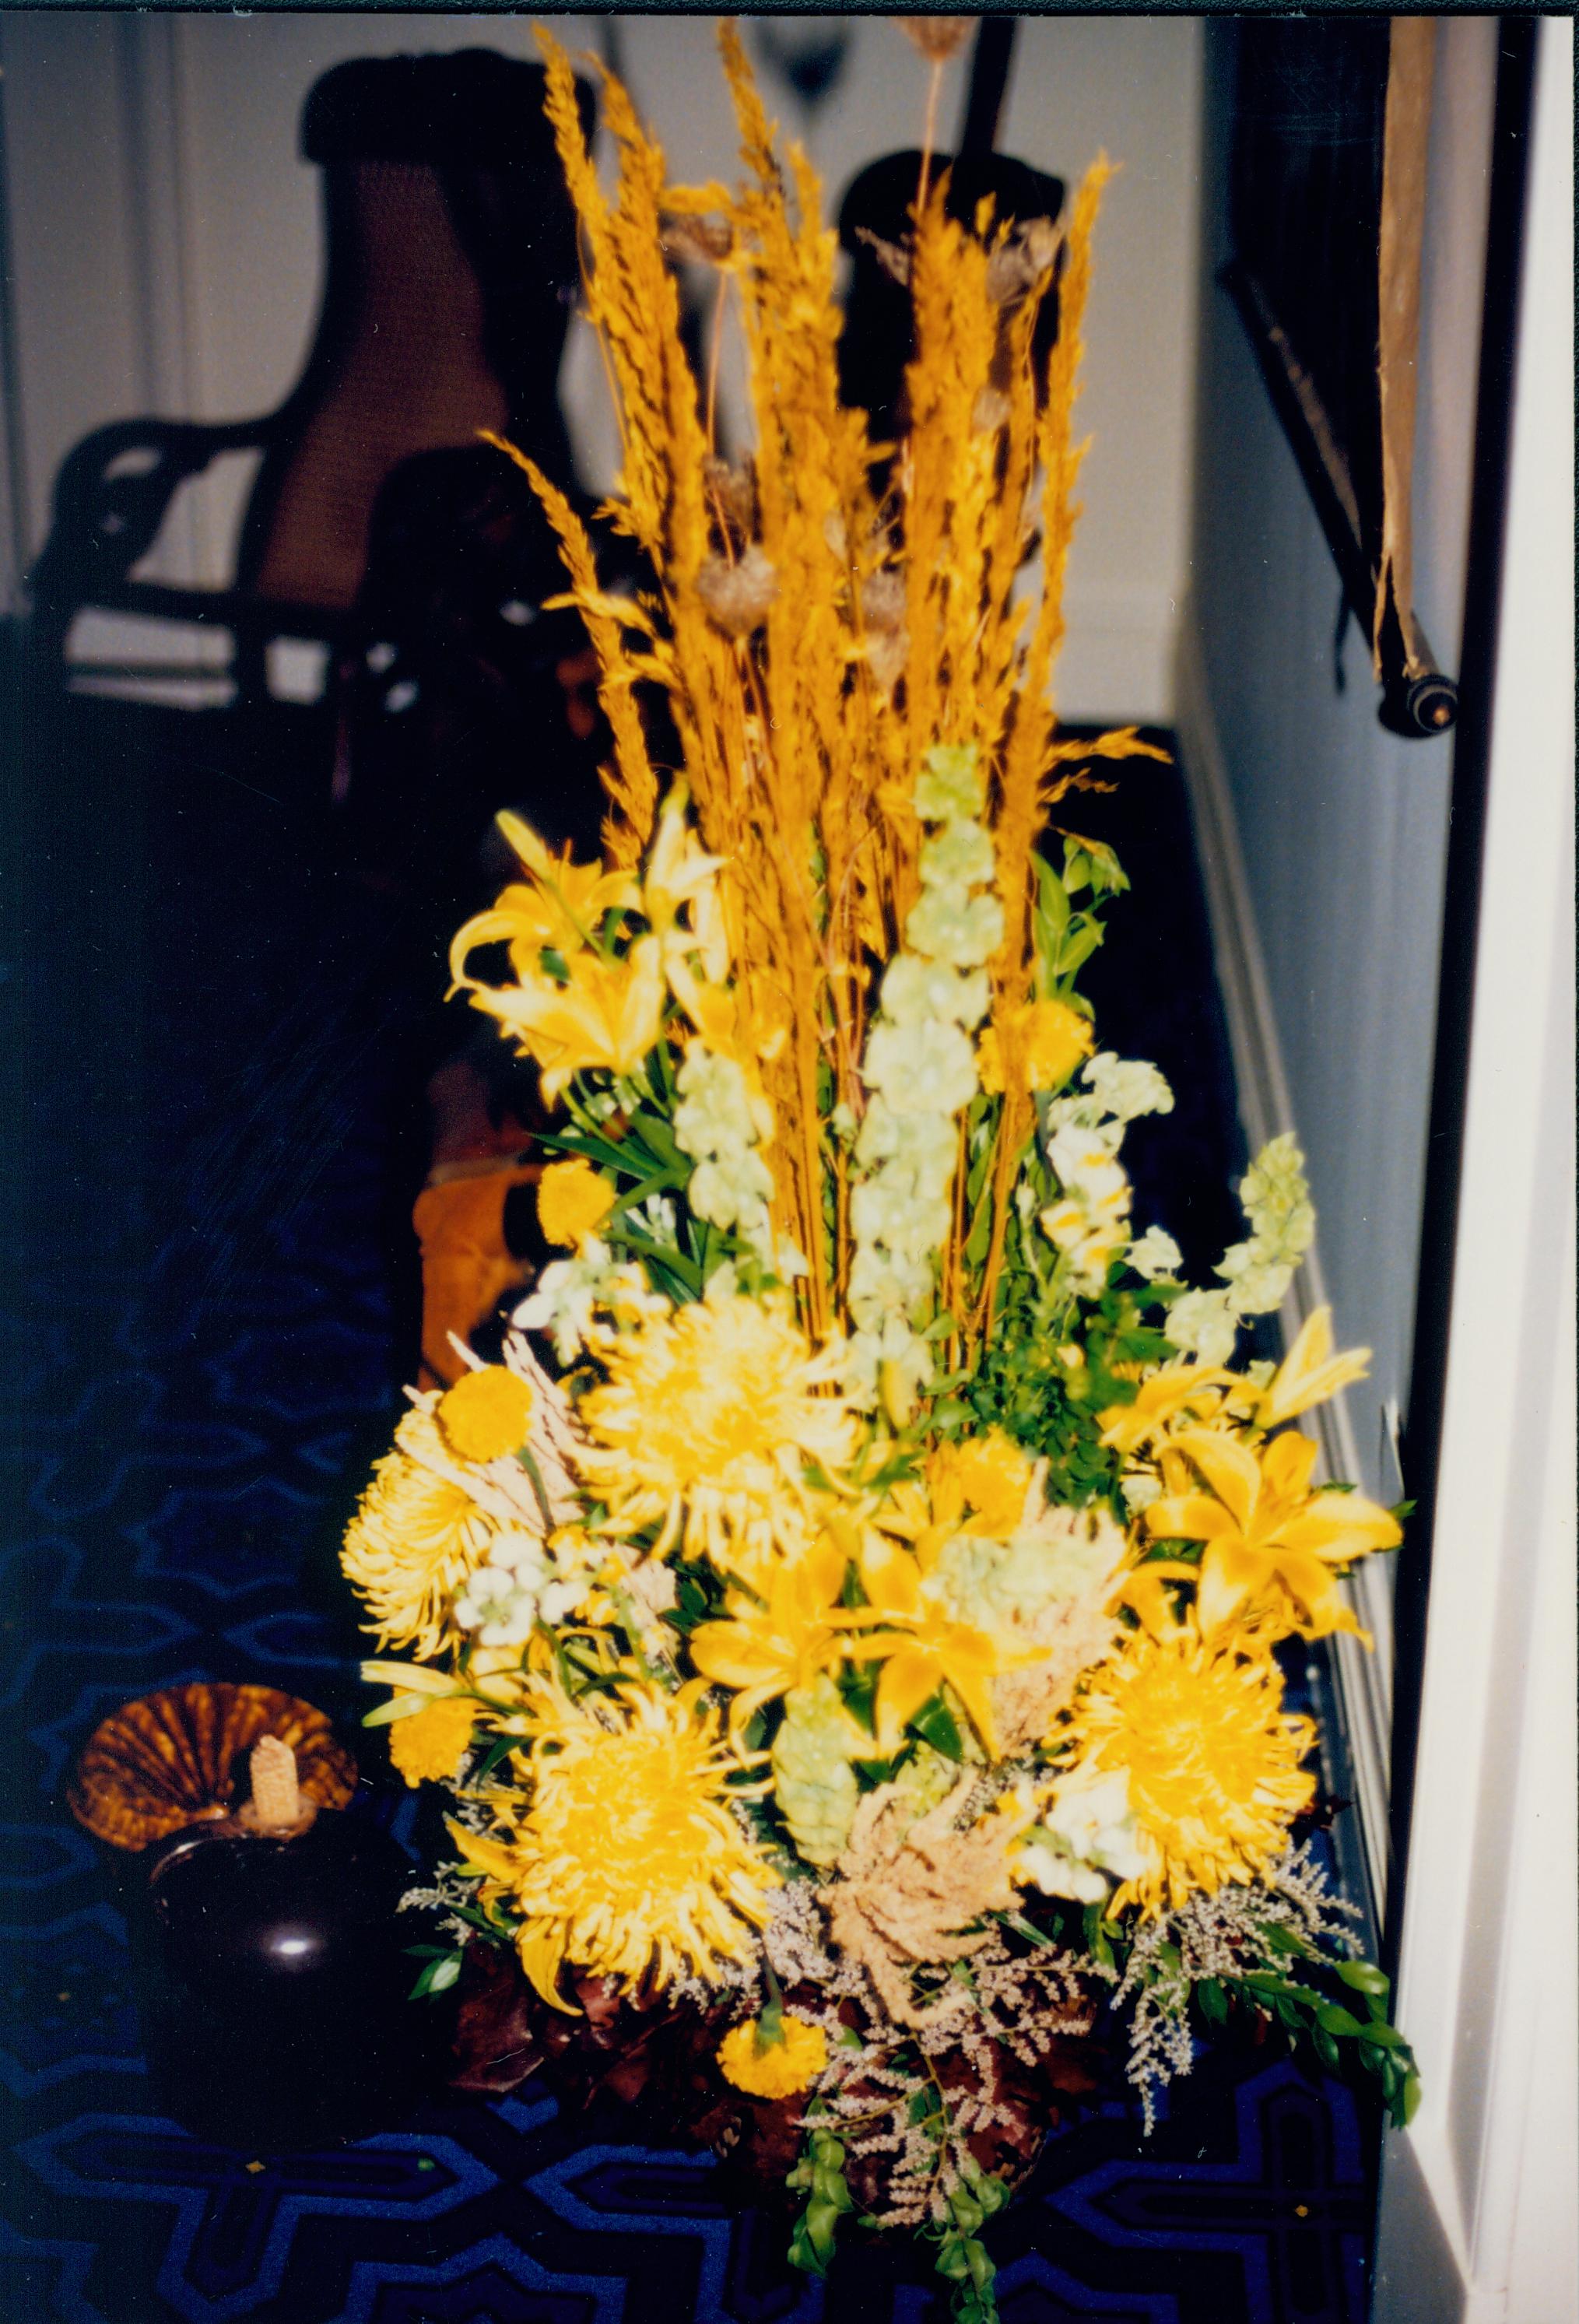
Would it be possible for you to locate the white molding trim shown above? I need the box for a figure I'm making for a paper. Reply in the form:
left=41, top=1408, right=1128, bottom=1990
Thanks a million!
left=1373, top=24, right=1576, bottom=2320
left=1173, top=609, right=1396, bottom=1921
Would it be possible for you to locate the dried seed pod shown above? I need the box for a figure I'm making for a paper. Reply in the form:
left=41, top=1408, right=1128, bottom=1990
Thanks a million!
left=974, top=386, right=1013, bottom=435
left=865, top=627, right=910, bottom=698
left=694, top=546, right=777, bottom=639
left=860, top=570, right=907, bottom=632
left=661, top=214, right=735, bottom=266
left=854, top=226, right=912, bottom=290
left=984, top=217, right=1061, bottom=307
left=901, top=17, right=973, bottom=66
left=704, top=455, right=760, bottom=546
left=69, top=1683, right=356, bottom=1850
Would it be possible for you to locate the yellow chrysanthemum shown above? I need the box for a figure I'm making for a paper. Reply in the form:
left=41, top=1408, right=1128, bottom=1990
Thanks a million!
left=1055, top=1618, right=1315, bottom=1916
left=577, top=1290, right=856, bottom=1563
left=717, top=2013, right=828, bottom=2098
left=537, top=1157, right=617, bottom=1248
left=341, top=1410, right=500, bottom=1659
left=437, top=1365, right=535, bottom=1462
left=447, top=1679, right=777, bottom=2010
left=977, top=999, right=1093, bottom=1097
left=388, top=1697, right=477, bottom=1786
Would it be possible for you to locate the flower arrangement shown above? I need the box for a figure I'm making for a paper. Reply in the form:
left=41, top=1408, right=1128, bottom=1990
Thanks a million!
left=342, top=28, right=1416, bottom=2316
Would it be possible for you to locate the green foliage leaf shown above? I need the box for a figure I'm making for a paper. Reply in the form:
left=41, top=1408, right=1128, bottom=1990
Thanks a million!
left=1314, top=2003, right=1366, bottom=2039
left=1336, top=1959, right=1391, bottom=1999
left=1259, top=1921, right=1317, bottom=1959
left=408, top=1951, right=462, bottom=2000
left=908, top=1693, right=965, bottom=1761
left=1196, top=1976, right=1228, bottom=2027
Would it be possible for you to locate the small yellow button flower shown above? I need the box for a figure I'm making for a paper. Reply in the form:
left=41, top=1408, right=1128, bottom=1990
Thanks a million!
left=437, top=1366, right=536, bottom=1462
left=537, top=1157, right=616, bottom=1248
left=388, top=1697, right=477, bottom=1786
left=928, top=1431, right=1033, bottom=1538
left=977, top=999, right=1093, bottom=1097
left=717, top=2013, right=828, bottom=2098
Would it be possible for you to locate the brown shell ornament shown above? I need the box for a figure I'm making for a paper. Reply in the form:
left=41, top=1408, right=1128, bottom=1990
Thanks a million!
left=68, top=1683, right=357, bottom=1850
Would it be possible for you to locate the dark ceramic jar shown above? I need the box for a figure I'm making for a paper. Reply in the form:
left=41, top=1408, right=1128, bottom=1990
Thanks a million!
left=130, top=1811, right=446, bottom=2150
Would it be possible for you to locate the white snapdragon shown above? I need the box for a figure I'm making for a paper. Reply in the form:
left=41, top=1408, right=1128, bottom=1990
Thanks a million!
left=841, top=1316, right=935, bottom=1414
left=454, top=1559, right=539, bottom=1647
left=1082, top=1051, right=1174, bottom=1125
left=1165, top=1133, right=1316, bottom=1362
left=673, top=1045, right=777, bottom=1259
left=515, top=1237, right=668, bottom=1363
left=880, top=953, right=991, bottom=1029
left=454, top=1526, right=600, bottom=1645
left=1163, top=1288, right=1239, bottom=1365
left=1126, top=1224, right=1183, bottom=1282
left=1036, top=1055, right=1174, bottom=1291
left=1017, top=1769, right=1152, bottom=1904
left=844, top=743, right=1000, bottom=1396
left=1040, top=1118, right=1131, bottom=1289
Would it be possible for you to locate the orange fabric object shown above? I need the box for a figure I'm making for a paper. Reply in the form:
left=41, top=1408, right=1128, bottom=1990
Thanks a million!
left=412, top=1164, right=541, bottom=1388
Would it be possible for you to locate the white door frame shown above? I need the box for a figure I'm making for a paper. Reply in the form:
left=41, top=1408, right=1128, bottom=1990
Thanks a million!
left=1371, top=20, right=1575, bottom=2322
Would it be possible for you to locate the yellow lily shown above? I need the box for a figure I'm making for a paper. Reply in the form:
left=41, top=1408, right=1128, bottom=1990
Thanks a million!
left=1097, top=1362, right=1238, bottom=1459
left=450, top=816, right=637, bottom=979
left=1254, top=1307, right=1372, bottom=1432
left=840, top=1557, right=1009, bottom=1756
left=859, top=1438, right=1035, bottom=1577
left=468, top=936, right=667, bottom=1101
left=1145, top=1427, right=1401, bottom=1639
left=689, top=1535, right=851, bottom=1740
left=640, top=789, right=729, bottom=970
left=360, top=1659, right=498, bottom=1725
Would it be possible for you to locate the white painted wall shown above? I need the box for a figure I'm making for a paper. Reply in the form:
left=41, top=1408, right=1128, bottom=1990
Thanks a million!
left=0, top=9, right=1202, bottom=719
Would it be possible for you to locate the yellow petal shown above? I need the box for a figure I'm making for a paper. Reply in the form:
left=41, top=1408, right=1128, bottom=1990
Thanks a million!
left=1279, top=1494, right=1402, bottom=1562
left=1258, top=1308, right=1372, bottom=1431
left=444, top=1817, right=520, bottom=1887
left=1195, top=1540, right=1267, bottom=1634
left=1144, top=1493, right=1241, bottom=1546
left=1113, top=1564, right=1196, bottom=1637
left=1265, top=1548, right=1368, bottom=1639
left=1171, top=1430, right=1261, bottom=1529
left=517, top=1926, right=580, bottom=2015
left=361, top=1660, right=468, bottom=1697
left=689, top=1624, right=788, bottom=1690
left=496, top=810, right=555, bottom=881
left=942, top=1656, right=1002, bottom=1758
left=1260, top=1430, right=1320, bottom=1504
left=872, top=1651, right=939, bottom=1750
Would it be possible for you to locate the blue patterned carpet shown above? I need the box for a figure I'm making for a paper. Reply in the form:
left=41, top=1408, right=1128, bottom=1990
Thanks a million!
left=1, top=674, right=1376, bottom=2323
